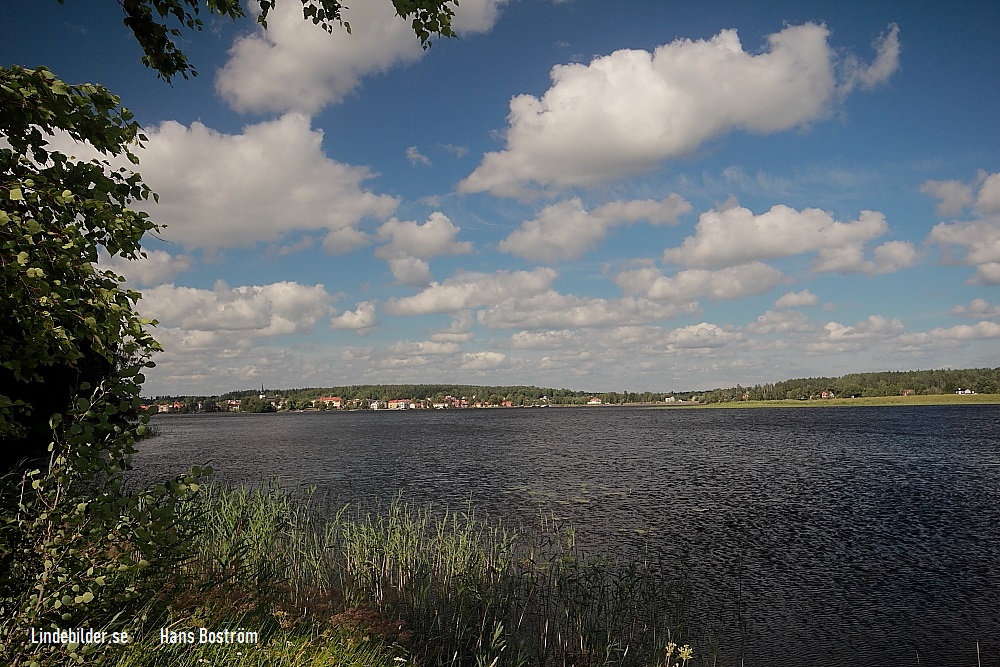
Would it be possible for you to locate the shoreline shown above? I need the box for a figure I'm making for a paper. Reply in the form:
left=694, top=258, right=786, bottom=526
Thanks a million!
left=149, top=393, right=1000, bottom=415
left=645, top=394, right=1000, bottom=409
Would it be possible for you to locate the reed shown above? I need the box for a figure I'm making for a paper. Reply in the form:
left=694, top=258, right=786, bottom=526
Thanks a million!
left=134, top=482, right=694, bottom=667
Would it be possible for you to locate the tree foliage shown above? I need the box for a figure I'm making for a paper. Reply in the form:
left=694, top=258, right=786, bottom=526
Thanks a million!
left=696, top=367, right=1000, bottom=403
left=0, top=65, right=208, bottom=666
left=0, top=65, right=158, bottom=472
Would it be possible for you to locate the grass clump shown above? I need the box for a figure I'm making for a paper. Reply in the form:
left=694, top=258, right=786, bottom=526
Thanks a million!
left=108, top=482, right=694, bottom=667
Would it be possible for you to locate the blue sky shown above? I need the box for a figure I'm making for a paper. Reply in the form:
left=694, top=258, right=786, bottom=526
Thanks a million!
left=5, top=1, right=999, bottom=395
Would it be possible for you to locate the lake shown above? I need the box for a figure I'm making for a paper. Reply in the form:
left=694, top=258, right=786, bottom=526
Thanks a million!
left=135, top=405, right=1000, bottom=666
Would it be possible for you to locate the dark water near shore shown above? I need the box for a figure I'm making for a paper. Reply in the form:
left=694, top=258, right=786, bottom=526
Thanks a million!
left=135, top=405, right=1000, bottom=667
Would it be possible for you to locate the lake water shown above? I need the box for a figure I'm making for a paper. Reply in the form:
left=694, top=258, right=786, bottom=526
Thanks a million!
left=135, top=405, right=1000, bottom=666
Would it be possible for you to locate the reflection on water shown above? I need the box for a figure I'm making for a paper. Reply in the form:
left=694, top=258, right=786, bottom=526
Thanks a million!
left=133, top=405, right=1000, bottom=667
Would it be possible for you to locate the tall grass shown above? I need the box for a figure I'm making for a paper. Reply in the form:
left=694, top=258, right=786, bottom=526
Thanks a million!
left=160, top=482, right=693, bottom=667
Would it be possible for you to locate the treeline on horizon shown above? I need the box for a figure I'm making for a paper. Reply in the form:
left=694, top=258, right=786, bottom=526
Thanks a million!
left=697, top=367, right=1000, bottom=403
left=146, top=367, right=1000, bottom=409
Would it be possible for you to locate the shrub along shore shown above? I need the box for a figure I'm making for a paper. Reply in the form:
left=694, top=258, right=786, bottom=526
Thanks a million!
left=47, top=484, right=697, bottom=667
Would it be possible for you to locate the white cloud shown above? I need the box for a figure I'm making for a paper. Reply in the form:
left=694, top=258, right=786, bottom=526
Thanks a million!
left=923, top=172, right=1000, bottom=284
left=805, top=315, right=904, bottom=354
left=928, top=217, right=1000, bottom=284
left=476, top=293, right=697, bottom=330
left=275, top=236, right=317, bottom=256
left=921, top=179, right=974, bottom=217
left=376, top=212, right=473, bottom=260
left=871, top=240, right=919, bottom=274
left=615, top=262, right=783, bottom=302
left=971, top=263, right=1000, bottom=284
left=387, top=256, right=433, bottom=286
left=774, top=290, right=818, bottom=308
left=951, top=298, right=1000, bottom=320
left=460, top=351, right=509, bottom=370
left=499, top=195, right=690, bottom=262
left=662, top=204, right=912, bottom=274
left=662, top=322, right=741, bottom=350
left=839, top=24, right=901, bottom=91
left=460, top=23, right=899, bottom=197
left=900, top=321, right=1000, bottom=346
left=384, top=268, right=557, bottom=315
left=441, top=144, right=469, bottom=158
left=976, top=173, right=1000, bottom=215
left=217, top=0, right=505, bottom=115
left=322, top=227, right=373, bottom=254
left=406, top=146, right=432, bottom=166
left=429, top=312, right=476, bottom=343
left=746, top=309, right=814, bottom=335
left=388, top=340, right=462, bottom=355
left=510, top=329, right=580, bottom=350
left=330, top=301, right=380, bottom=333
left=141, top=281, right=336, bottom=336
left=51, top=115, right=397, bottom=252
left=99, top=248, right=192, bottom=287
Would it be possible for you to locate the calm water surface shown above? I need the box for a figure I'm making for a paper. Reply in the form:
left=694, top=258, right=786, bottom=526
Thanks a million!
left=134, top=405, right=1000, bottom=667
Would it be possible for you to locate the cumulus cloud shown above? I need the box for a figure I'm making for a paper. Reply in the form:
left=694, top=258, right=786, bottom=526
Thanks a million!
left=900, top=321, right=1000, bottom=346
left=430, top=312, right=476, bottom=343
left=460, top=351, right=509, bottom=370
left=662, top=322, right=741, bottom=350
left=330, top=301, right=380, bottom=333
left=923, top=172, right=1000, bottom=217
left=388, top=340, right=462, bottom=355
left=51, top=115, right=397, bottom=252
left=385, top=268, right=557, bottom=315
left=920, top=179, right=974, bottom=217
left=976, top=173, right=1000, bottom=215
left=376, top=212, right=473, bottom=260
left=929, top=218, right=1000, bottom=284
left=460, top=23, right=900, bottom=197
left=950, top=298, right=1000, bottom=320
left=510, top=329, right=580, bottom=350
left=746, top=309, right=814, bottom=334
left=99, top=248, right=192, bottom=287
left=870, top=240, right=919, bottom=274
left=476, top=293, right=697, bottom=330
left=805, top=315, right=904, bottom=354
left=615, top=262, right=783, bottom=302
left=217, top=0, right=505, bottom=115
left=374, top=212, right=474, bottom=285
left=386, top=256, right=433, bottom=286
left=773, top=290, right=819, bottom=308
left=499, top=195, right=690, bottom=262
left=925, top=172, right=1000, bottom=284
left=141, top=281, right=336, bottom=336
left=662, top=204, right=913, bottom=274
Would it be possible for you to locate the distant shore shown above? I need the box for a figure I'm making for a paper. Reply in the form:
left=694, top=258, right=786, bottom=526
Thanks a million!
left=647, top=393, right=1000, bottom=409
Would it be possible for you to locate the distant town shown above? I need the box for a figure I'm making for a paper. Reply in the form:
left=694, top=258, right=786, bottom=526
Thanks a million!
left=142, top=368, right=1000, bottom=414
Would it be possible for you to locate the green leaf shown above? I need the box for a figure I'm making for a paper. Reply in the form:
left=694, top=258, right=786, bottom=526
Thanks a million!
left=8, top=187, right=23, bottom=200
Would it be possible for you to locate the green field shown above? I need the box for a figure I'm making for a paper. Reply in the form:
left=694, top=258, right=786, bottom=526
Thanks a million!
left=662, top=393, right=1000, bottom=409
